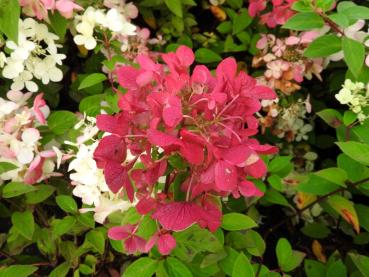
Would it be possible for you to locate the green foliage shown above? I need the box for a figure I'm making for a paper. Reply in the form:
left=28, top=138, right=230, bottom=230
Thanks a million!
left=283, top=12, right=324, bottom=30
left=0, top=0, right=20, bottom=42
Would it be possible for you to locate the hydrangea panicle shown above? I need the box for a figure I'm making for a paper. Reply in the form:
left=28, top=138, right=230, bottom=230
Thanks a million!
left=97, top=45, right=278, bottom=254
left=0, top=91, right=62, bottom=185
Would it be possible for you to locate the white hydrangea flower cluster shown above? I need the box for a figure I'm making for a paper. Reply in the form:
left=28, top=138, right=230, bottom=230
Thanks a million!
left=0, top=18, right=66, bottom=92
left=335, top=79, right=369, bottom=122
left=73, top=6, right=136, bottom=50
left=275, top=99, right=313, bottom=142
left=0, top=91, right=62, bottom=185
left=67, top=117, right=134, bottom=224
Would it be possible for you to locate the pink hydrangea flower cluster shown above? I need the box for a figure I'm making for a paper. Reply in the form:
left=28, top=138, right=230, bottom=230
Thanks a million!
left=0, top=91, right=63, bottom=185
left=19, top=0, right=82, bottom=20
left=253, top=33, right=324, bottom=95
left=248, top=0, right=297, bottom=28
left=95, top=46, right=278, bottom=255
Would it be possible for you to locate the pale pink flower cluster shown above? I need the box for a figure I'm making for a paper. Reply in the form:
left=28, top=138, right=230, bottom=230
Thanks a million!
left=19, top=0, right=82, bottom=20
left=0, top=91, right=63, bottom=185
left=253, top=33, right=324, bottom=95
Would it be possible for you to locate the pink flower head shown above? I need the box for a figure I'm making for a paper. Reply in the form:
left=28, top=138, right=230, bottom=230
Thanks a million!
left=96, top=45, right=277, bottom=244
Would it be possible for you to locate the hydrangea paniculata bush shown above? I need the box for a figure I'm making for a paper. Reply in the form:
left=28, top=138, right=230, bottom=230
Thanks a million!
left=96, top=46, right=278, bottom=254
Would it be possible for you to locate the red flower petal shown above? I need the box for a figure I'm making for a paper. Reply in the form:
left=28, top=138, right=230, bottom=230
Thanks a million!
left=93, top=135, right=126, bottom=169
left=214, top=160, right=238, bottom=191
left=104, top=161, right=129, bottom=194
left=96, top=114, right=128, bottom=136
left=108, top=225, right=134, bottom=240
left=124, top=235, right=147, bottom=254
left=157, top=234, right=176, bottom=255
left=147, top=129, right=180, bottom=147
left=152, top=202, right=202, bottom=231
left=239, top=180, right=264, bottom=197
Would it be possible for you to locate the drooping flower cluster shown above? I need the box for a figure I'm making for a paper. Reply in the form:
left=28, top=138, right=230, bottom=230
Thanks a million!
left=67, top=116, right=135, bottom=223
left=73, top=6, right=137, bottom=51
left=335, top=79, right=369, bottom=122
left=97, top=46, right=278, bottom=254
left=253, top=33, right=324, bottom=95
left=0, top=18, right=66, bottom=92
left=20, top=0, right=82, bottom=20
left=0, top=91, right=63, bottom=185
left=248, top=0, right=297, bottom=28
left=259, top=97, right=313, bottom=142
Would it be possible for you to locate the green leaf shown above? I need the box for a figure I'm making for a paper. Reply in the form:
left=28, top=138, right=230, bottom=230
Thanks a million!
left=195, top=48, right=222, bottom=63
left=276, top=238, right=292, bottom=270
left=327, top=195, right=360, bottom=233
left=12, top=211, right=35, bottom=240
left=342, top=37, right=365, bottom=78
left=292, top=1, right=312, bottom=12
left=48, top=11, right=68, bottom=39
left=0, top=265, right=38, bottom=277
left=328, top=13, right=350, bottom=28
left=173, top=225, right=222, bottom=262
left=48, top=111, right=78, bottom=136
left=343, top=110, right=357, bottom=126
left=268, top=156, right=293, bottom=175
left=219, top=247, right=239, bottom=276
left=217, top=21, right=232, bottom=34
left=86, top=230, right=105, bottom=254
left=283, top=12, right=324, bottom=30
left=232, top=252, right=254, bottom=277
left=25, top=185, right=55, bottom=204
left=2, top=182, right=37, bottom=198
left=78, top=73, right=107, bottom=90
left=232, top=9, right=252, bottom=35
left=317, top=109, right=343, bottom=128
left=124, top=257, right=158, bottom=277
left=79, top=94, right=105, bottom=116
left=56, top=195, right=78, bottom=213
left=301, top=223, right=331, bottom=239
left=200, top=251, right=227, bottom=268
left=221, top=213, right=257, bottom=231
left=314, top=167, right=348, bottom=187
left=355, top=204, right=369, bottom=232
left=298, top=175, right=340, bottom=195
left=166, top=257, right=193, bottom=277
left=276, top=238, right=305, bottom=272
left=316, top=0, right=335, bottom=11
left=164, top=0, right=183, bottom=17
left=244, top=230, right=265, bottom=257
left=337, top=153, right=369, bottom=182
left=53, top=216, right=76, bottom=236
left=304, top=260, right=326, bottom=277
left=336, top=141, right=369, bottom=166
left=0, top=162, right=18, bottom=174
left=0, top=0, right=20, bottom=43
left=342, top=5, right=369, bottom=20
left=262, top=189, right=292, bottom=207
left=304, top=35, right=341, bottom=58
left=326, top=260, right=347, bottom=277
left=227, top=0, right=243, bottom=9
left=348, top=253, right=369, bottom=276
